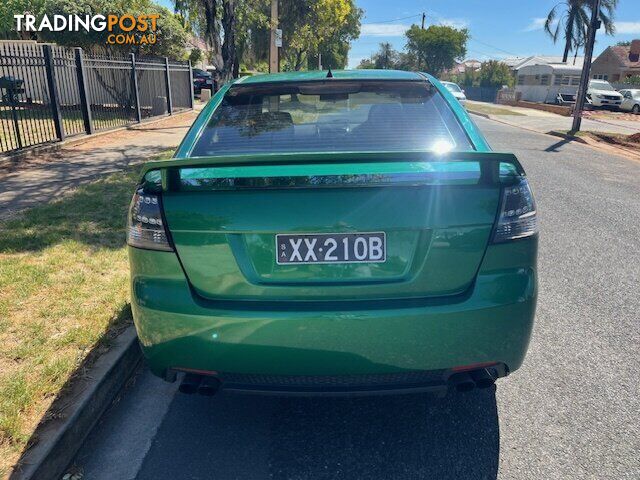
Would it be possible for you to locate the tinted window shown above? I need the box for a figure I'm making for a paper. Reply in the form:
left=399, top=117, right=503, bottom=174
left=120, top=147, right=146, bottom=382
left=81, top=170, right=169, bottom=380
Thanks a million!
left=191, top=81, right=473, bottom=156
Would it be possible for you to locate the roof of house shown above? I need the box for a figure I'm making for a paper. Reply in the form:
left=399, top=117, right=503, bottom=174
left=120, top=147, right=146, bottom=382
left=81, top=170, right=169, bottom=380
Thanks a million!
left=237, top=69, right=425, bottom=84
left=513, top=55, right=584, bottom=70
left=609, top=45, right=640, bottom=68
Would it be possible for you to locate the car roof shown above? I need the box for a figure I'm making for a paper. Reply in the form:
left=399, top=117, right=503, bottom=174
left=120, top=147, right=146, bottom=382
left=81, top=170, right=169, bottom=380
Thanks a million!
left=235, top=69, right=425, bottom=85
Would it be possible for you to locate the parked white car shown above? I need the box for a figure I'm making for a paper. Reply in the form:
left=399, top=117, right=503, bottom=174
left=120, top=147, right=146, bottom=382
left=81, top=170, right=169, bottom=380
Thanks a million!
left=587, top=80, right=623, bottom=108
left=441, top=81, right=467, bottom=105
left=619, top=89, right=640, bottom=114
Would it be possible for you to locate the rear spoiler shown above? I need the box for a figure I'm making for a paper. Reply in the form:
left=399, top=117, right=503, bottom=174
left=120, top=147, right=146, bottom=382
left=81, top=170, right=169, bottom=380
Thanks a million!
left=140, top=151, right=526, bottom=191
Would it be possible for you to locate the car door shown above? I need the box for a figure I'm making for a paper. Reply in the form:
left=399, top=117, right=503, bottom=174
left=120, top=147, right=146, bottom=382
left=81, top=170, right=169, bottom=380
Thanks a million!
left=620, top=90, right=632, bottom=111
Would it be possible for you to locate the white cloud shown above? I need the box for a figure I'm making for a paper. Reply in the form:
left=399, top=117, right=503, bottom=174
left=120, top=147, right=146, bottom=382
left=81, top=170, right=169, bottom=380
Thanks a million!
left=616, top=22, right=640, bottom=34
left=436, top=18, right=469, bottom=29
left=360, top=23, right=410, bottom=37
left=524, top=17, right=547, bottom=32
left=360, top=18, right=469, bottom=37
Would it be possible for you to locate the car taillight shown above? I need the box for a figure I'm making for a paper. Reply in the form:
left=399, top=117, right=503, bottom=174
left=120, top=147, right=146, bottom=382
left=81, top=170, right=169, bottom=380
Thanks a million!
left=492, top=177, right=538, bottom=243
left=127, top=188, right=173, bottom=251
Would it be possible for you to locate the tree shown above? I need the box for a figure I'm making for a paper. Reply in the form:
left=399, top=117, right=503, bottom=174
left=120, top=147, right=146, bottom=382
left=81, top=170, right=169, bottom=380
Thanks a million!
left=1, top=0, right=190, bottom=58
left=357, top=57, right=375, bottom=69
left=356, top=43, right=400, bottom=70
left=280, top=0, right=362, bottom=70
left=478, top=60, right=514, bottom=87
left=189, top=47, right=203, bottom=65
left=373, top=42, right=398, bottom=69
left=544, top=0, right=618, bottom=63
left=175, top=0, right=269, bottom=82
left=405, top=24, right=469, bottom=76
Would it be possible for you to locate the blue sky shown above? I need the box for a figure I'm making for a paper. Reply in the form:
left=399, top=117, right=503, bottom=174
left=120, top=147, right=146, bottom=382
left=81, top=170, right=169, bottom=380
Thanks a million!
left=156, top=0, right=640, bottom=67
left=351, top=0, right=640, bottom=67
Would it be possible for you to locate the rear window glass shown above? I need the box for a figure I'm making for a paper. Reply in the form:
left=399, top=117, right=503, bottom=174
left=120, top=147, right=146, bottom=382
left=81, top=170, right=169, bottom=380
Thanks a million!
left=190, top=80, right=473, bottom=156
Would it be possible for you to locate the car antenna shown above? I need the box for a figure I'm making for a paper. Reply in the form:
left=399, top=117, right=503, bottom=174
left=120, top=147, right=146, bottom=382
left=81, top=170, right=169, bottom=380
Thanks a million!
left=326, top=68, right=333, bottom=78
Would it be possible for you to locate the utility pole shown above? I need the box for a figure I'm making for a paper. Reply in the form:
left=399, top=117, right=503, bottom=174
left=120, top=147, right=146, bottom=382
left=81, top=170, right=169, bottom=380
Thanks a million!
left=269, top=0, right=279, bottom=73
left=318, top=53, right=322, bottom=70
left=571, top=0, right=601, bottom=133
left=421, top=12, right=426, bottom=29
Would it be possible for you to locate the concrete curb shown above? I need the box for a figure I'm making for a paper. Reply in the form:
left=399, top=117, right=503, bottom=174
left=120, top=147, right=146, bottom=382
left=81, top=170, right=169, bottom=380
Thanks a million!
left=469, top=112, right=639, bottom=162
left=10, top=327, right=142, bottom=480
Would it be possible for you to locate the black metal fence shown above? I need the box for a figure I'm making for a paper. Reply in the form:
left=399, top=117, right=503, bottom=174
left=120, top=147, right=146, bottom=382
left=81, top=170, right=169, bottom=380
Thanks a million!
left=0, top=42, right=194, bottom=154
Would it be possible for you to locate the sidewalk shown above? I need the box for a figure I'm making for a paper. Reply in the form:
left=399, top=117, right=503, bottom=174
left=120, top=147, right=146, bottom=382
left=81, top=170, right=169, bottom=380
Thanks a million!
left=466, top=100, right=640, bottom=136
left=0, top=108, right=200, bottom=219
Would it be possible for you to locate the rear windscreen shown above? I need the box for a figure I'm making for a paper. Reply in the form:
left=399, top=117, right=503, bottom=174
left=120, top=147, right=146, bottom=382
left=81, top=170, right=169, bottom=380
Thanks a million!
left=190, top=81, right=473, bottom=156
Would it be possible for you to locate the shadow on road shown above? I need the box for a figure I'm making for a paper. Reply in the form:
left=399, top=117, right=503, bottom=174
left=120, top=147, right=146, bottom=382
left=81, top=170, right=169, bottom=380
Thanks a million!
left=137, top=388, right=499, bottom=480
left=544, top=137, right=578, bottom=153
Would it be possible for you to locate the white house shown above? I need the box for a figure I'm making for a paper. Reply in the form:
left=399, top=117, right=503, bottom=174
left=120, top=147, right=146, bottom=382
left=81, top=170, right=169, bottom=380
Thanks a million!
left=514, top=62, right=584, bottom=103
left=504, top=55, right=584, bottom=73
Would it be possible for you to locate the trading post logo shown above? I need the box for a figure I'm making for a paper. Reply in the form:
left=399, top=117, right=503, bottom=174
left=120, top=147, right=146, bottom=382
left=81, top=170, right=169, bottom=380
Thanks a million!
left=14, top=14, right=160, bottom=46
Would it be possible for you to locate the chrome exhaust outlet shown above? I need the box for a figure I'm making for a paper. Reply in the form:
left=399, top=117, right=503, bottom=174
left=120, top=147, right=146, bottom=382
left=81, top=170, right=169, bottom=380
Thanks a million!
left=470, top=369, right=495, bottom=389
left=178, top=373, right=202, bottom=394
left=448, top=372, right=475, bottom=392
left=197, top=376, right=221, bottom=396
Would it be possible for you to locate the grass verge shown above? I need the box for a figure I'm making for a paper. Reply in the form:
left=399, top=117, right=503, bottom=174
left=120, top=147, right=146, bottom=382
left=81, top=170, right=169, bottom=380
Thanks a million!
left=0, top=158, right=164, bottom=478
left=465, top=102, right=525, bottom=116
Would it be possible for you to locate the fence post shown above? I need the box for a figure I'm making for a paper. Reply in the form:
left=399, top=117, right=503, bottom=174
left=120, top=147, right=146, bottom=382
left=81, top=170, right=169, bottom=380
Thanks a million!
left=130, top=53, right=142, bottom=123
left=164, top=57, right=173, bottom=115
left=43, top=44, right=65, bottom=141
left=188, top=60, right=194, bottom=109
left=74, top=48, right=93, bottom=135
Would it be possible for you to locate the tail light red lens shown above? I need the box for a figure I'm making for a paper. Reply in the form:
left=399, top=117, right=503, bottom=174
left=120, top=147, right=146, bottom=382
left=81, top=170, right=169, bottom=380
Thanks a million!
left=127, top=189, right=173, bottom=251
left=492, top=177, right=538, bottom=243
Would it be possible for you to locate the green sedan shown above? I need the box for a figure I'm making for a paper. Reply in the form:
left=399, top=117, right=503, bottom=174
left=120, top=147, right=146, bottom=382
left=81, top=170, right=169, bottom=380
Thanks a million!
left=127, top=70, right=538, bottom=396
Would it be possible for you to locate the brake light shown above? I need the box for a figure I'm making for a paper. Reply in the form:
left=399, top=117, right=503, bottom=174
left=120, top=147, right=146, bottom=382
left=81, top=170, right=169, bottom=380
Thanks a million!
left=127, top=189, right=173, bottom=251
left=492, top=177, right=538, bottom=243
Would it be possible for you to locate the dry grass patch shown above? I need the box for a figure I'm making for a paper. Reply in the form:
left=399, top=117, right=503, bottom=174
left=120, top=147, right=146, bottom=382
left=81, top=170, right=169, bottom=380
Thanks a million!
left=465, top=102, right=525, bottom=116
left=0, top=161, right=158, bottom=478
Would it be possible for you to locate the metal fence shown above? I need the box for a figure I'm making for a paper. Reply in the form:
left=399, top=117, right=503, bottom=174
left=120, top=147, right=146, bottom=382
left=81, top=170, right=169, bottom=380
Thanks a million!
left=0, top=42, right=194, bottom=154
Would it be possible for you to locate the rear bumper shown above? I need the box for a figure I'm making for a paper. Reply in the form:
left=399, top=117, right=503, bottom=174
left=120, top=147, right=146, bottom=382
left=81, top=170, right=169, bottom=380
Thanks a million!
left=130, top=238, right=537, bottom=382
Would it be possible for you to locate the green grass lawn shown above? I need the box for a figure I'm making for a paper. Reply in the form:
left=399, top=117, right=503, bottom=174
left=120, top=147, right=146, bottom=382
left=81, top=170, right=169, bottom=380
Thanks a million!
left=0, top=160, right=160, bottom=477
left=465, top=102, right=525, bottom=116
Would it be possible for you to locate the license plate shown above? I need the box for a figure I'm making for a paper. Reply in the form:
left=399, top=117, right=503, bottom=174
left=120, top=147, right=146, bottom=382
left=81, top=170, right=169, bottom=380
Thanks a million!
left=276, top=233, right=386, bottom=265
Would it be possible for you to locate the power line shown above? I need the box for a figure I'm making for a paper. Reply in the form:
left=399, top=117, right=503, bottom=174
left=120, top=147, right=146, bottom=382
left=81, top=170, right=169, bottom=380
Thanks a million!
left=362, top=14, right=422, bottom=25
left=469, top=38, right=518, bottom=57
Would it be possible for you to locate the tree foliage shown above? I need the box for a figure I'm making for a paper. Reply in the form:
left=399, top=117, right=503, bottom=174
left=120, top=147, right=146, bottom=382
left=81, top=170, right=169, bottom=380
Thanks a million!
left=1, top=0, right=190, bottom=58
left=478, top=60, right=514, bottom=87
left=544, top=0, right=618, bottom=63
left=357, top=42, right=417, bottom=70
left=189, top=46, right=203, bottom=64
left=405, top=24, right=468, bottom=76
left=280, top=0, right=361, bottom=70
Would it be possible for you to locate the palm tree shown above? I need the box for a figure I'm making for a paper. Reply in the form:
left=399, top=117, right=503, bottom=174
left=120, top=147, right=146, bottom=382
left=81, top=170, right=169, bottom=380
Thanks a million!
left=544, top=0, right=618, bottom=63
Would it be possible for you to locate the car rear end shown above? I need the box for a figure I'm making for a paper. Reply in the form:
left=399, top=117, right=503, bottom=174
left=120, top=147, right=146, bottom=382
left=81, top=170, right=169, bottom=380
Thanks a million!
left=128, top=72, right=538, bottom=395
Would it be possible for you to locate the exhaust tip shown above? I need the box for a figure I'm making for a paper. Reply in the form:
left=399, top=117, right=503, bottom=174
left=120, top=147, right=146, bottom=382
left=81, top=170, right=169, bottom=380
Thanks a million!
left=178, top=373, right=202, bottom=394
left=448, top=372, right=475, bottom=392
left=470, top=369, right=496, bottom=389
left=198, top=376, right=221, bottom=396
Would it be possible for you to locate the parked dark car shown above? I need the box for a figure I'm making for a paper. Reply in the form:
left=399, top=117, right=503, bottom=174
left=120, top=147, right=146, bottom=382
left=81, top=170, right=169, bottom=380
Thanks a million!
left=193, top=68, right=215, bottom=94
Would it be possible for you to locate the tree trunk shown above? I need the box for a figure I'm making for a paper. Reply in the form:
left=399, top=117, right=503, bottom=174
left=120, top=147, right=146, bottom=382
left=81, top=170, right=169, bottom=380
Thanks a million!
left=204, top=0, right=223, bottom=79
left=294, top=49, right=305, bottom=71
left=219, top=0, right=237, bottom=83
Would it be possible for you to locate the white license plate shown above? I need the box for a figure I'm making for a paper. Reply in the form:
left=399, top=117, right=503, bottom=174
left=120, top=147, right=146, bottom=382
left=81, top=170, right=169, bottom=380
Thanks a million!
left=276, top=233, right=386, bottom=265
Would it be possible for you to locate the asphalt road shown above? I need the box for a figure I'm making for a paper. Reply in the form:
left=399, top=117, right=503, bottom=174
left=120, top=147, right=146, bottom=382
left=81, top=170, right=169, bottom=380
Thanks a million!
left=70, top=117, right=640, bottom=480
